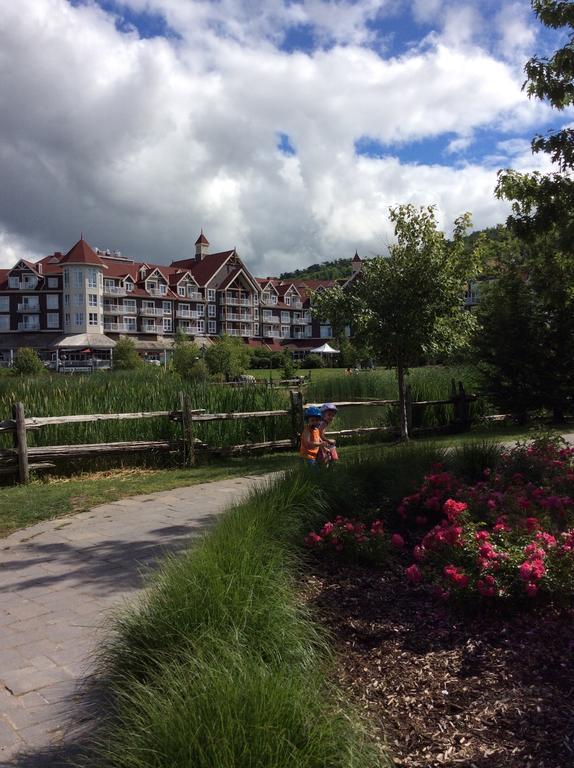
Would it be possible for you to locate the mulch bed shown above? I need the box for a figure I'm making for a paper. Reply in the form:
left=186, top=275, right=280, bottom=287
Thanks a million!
left=303, top=559, right=574, bottom=768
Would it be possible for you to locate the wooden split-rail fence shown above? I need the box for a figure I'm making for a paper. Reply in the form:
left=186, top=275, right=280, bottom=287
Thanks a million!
left=0, top=382, right=476, bottom=484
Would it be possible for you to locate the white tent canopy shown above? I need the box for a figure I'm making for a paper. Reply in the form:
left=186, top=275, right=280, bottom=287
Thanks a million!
left=309, top=342, right=340, bottom=354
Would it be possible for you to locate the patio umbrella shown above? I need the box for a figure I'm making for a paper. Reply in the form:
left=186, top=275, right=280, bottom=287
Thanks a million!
left=309, top=342, right=340, bottom=354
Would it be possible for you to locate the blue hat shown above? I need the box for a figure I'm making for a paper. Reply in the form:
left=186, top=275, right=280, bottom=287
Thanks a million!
left=304, top=406, right=322, bottom=419
left=320, top=402, right=337, bottom=413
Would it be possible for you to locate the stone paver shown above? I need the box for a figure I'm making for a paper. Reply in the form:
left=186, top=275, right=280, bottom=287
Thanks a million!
left=0, top=474, right=277, bottom=765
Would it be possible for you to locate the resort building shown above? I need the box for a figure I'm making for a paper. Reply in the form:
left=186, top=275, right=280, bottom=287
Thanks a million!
left=0, top=233, right=362, bottom=368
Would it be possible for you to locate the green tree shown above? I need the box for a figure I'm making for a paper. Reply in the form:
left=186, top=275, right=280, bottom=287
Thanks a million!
left=204, top=334, right=250, bottom=381
left=171, top=333, right=208, bottom=381
left=113, top=337, right=143, bottom=370
left=12, top=347, right=45, bottom=376
left=313, top=205, right=479, bottom=439
left=281, top=350, right=298, bottom=379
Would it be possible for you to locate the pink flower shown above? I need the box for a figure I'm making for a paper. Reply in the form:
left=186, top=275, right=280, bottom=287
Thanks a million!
left=521, top=517, right=541, bottom=533
left=304, top=532, right=322, bottom=548
left=405, top=564, right=422, bottom=583
left=322, top=522, right=334, bottom=535
left=525, top=582, right=538, bottom=597
left=391, top=533, right=405, bottom=549
left=475, top=531, right=490, bottom=542
left=443, top=499, right=468, bottom=520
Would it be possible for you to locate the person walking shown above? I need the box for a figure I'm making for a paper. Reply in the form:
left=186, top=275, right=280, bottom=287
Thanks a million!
left=299, top=406, right=328, bottom=466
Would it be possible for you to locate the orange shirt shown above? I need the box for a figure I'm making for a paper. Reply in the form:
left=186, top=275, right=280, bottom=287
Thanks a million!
left=300, top=426, right=320, bottom=460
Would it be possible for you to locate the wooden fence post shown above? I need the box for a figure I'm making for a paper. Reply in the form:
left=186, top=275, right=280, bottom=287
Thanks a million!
left=405, top=384, right=413, bottom=437
left=179, top=392, right=195, bottom=467
left=458, top=381, right=471, bottom=431
left=289, top=390, right=304, bottom=450
left=12, top=402, right=29, bottom=484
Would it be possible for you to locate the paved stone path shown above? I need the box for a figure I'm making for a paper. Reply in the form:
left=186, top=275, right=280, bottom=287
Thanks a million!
left=0, top=474, right=277, bottom=766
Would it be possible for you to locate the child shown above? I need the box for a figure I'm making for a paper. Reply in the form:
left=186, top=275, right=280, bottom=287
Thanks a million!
left=318, top=403, right=339, bottom=464
left=300, top=406, right=328, bottom=466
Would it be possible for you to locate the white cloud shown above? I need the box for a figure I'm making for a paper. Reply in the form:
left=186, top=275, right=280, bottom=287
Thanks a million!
left=0, top=0, right=560, bottom=272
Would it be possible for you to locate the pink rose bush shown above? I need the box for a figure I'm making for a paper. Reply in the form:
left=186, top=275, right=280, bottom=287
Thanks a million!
left=304, top=515, right=387, bottom=561
left=402, top=439, right=574, bottom=605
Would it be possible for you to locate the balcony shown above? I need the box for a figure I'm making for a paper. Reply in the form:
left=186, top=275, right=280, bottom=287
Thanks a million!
left=103, top=305, right=125, bottom=315
left=148, top=288, right=169, bottom=298
left=225, top=297, right=239, bottom=306
left=17, top=303, right=40, bottom=313
left=188, top=291, right=203, bottom=301
left=292, top=332, right=306, bottom=340
left=225, top=328, right=241, bottom=336
left=291, top=300, right=303, bottom=309
left=178, top=325, right=198, bottom=335
left=122, top=305, right=138, bottom=315
left=10, top=280, right=38, bottom=290
left=263, top=329, right=280, bottom=338
left=176, top=309, right=202, bottom=319
left=262, top=315, right=280, bottom=324
left=140, top=323, right=164, bottom=334
left=104, top=322, right=135, bottom=332
left=103, top=285, right=127, bottom=297
left=139, top=307, right=163, bottom=317
left=18, top=322, right=40, bottom=331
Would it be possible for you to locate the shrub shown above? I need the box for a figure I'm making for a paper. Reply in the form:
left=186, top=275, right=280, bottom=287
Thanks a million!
left=304, top=515, right=387, bottom=563
left=12, top=347, right=45, bottom=376
left=281, top=350, right=298, bottom=379
left=113, top=337, right=143, bottom=370
left=301, top=353, right=324, bottom=369
left=204, top=335, right=250, bottom=381
left=171, top=335, right=208, bottom=381
left=401, top=437, right=574, bottom=605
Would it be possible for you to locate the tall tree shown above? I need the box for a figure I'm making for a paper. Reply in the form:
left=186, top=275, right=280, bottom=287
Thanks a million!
left=312, top=205, right=479, bottom=439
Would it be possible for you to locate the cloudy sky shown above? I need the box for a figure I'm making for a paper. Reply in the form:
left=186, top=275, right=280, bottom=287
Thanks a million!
left=0, top=0, right=566, bottom=274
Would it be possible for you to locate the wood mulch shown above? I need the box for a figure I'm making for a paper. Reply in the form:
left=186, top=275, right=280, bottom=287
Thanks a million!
left=303, top=559, right=574, bottom=768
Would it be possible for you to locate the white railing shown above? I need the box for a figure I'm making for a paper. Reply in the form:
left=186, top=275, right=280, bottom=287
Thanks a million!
left=188, top=292, right=203, bottom=301
left=103, top=285, right=127, bottom=296
left=122, top=305, right=138, bottom=315
left=103, top=305, right=124, bottom=315
left=263, top=328, right=280, bottom=337
left=225, top=297, right=239, bottom=306
left=148, top=288, right=169, bottom=298
left=291, top=300, right=303, bottom=309
left=139, top=307, right=163, bottom=317
left=177, top=309, right=202, bottom=319
left=10, top=281, right=38, bottom=290
left=226, top=328, right=241, bottom=336
left=178, top=326, right=198, bottom=335
left=104, top=322, right=135, bottom=332
left=140, top=324, right=164, bottom=334
left=17, top=304, right=40, bottom=312
left=17, top=322, right=40, bottom=331
left=262, top=315, right=280, bottom=324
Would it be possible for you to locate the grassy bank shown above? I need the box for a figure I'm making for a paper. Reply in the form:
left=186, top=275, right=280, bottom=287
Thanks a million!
left=81, top=472, right=390, bottom=768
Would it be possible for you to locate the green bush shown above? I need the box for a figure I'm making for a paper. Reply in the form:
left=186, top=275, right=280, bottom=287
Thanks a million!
left=12, top=347, right=45, bottom=376
left=113, top=337, right=143, bottom=370
left=301, top=353, right=324, bottom=369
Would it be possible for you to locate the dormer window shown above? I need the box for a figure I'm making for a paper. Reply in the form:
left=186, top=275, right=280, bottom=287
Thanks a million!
left=9, top=276, right=19, bottom=289
left=285, top=296, right=291, bottom=306
left=159, top=284, right=167, bottom=295
left=140, top=267, right=147, bottom=278
left=125, top=282, right=134, bottom=292
left=271, top=295, right=277, bottom=305
left=178, top=286, right=186, bottom=296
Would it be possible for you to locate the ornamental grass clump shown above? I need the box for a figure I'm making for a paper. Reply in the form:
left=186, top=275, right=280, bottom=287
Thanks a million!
left=402, top=436, right=574, bottom=606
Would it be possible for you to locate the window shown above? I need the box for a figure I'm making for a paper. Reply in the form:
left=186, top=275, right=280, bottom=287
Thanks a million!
left=47, top=277, right=58, bottom=288
left=63, top=270, right=69, bottom=287
left=196, top=303, right=205, bottom=315
left=0, top=316, right=9, bottom=330
left=163, top=301, right=171, bottom=315
left=254, top=308, right=259, bottom=319
left=123, top=300, right=136, bottom=314
left=253, top=324, right=259, bottom=336
left=21, top=296, right=39, bottom=310
left=124, top=316, right=136, bottom=331
left=179, top=303, right=190, bottom=312
left=281, top=325, right=290, bottom=338
left=87, top=269, right=98, bottom=288
left=9, top=276, right=19, bottom=288
left=253, top=293, right=258, bottom=304
left=64, top=294, right=70, bottom=307
left=285, top=296, right=291, bottom=306
left=208, top=304, right=216, bottom=317
left=281, top=311, right=290, bottom=323
left=75, top=293, right=83, bottom=306
left=147, top=282, right=157, bottom=292
left=75, top=270, right=83, bottom=287
left=208, top=320, right=217, bottom=334
left=0, top=297, right=8, bottom=312
left=88, top=313, right=99, bottom=326
left=159, top=284, right=167, bottom=295
left=47, top=313, right=60, bottom=329
left=305, top=326, right=312, bottom=338
left=197, top=319, right=205, bottom=333
left=207, top=289, right=216, bottom=302
left=178, top=286, right=185, bottom=296
left=271, top=295, right=277, bottom=304
left=46, top=294, right=59, bottom=310
left=75, top=312, right=84, bottom=326
left=320, top=325, right=332, bottom=338
left=125, top=281, right=134, bottom=292
left=65, top=312, right=71, bottom=326
left=163, top=317, right=173, bottom=332
left=88, top=293, right=97, bottom=307
left=22, top=275, right=37, bottom=289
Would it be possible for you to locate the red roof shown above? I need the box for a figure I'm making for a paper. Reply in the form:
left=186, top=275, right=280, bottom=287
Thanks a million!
left=59, top=239, right=104, bottom=267
left=171, top=250, right=234, bottom=286
left=352, top=251, right=362, bottom=262
left=195, top=231, right=209, bottom=246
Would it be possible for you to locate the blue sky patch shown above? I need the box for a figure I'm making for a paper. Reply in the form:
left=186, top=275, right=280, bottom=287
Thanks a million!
left=68, top=0, right=179, bottom=39
left=277, top=132, right=297, bottom=156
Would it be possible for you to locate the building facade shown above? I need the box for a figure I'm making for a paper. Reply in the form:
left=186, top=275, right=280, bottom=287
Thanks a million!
left=0, top=233, right=362, bottom=366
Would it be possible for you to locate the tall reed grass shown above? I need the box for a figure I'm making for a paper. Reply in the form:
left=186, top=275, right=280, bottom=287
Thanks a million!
left=83, top=473, right=389, bottom=768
